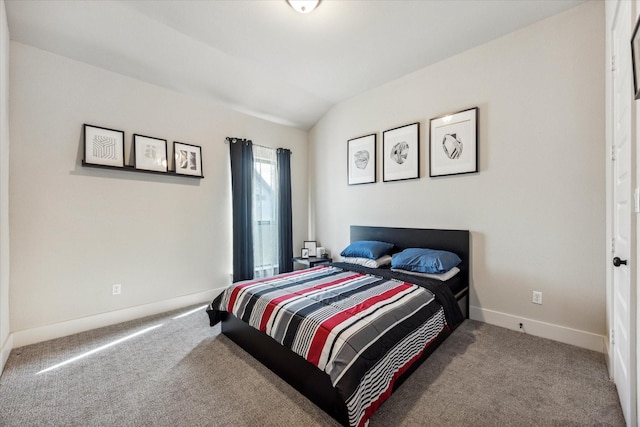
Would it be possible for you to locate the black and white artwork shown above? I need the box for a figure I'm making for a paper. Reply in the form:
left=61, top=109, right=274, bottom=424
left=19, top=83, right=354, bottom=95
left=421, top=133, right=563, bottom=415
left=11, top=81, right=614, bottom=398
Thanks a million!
left=173, top=142, right=203, bottom=177
left=429, top=107, right=478, bottom=177
left=347, top=134, right=376, bottom=185
left=383, top=122, right=419, bottom=182
left=83, top=124, right=125, bottom=168
left=134, top=134, right=168, bottom=173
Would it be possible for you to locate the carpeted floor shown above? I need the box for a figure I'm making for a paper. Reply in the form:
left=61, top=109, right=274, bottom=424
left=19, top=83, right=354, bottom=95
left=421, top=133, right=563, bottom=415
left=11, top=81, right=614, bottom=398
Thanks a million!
left=0, top=303, right=625, bottom=426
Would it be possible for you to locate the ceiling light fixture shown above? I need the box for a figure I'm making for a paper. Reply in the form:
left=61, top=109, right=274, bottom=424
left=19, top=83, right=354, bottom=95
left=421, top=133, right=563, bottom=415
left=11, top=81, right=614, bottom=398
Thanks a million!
left=287, top=0, right=320, bottom=14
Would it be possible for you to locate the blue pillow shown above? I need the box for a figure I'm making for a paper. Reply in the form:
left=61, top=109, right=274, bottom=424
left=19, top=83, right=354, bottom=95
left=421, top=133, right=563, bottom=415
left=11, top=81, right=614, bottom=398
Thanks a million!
left=340, top=240, right=394, bottom=260
left=391, top=248, right=461, bottom=274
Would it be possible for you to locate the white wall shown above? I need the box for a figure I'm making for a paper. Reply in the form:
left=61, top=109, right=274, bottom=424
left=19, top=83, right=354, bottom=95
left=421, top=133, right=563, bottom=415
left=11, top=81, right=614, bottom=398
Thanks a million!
left=0, top=0, right=12, bottom=370
left=309, top=2, right=605, bottom=350
left=9, top=42, right=308, bottom=344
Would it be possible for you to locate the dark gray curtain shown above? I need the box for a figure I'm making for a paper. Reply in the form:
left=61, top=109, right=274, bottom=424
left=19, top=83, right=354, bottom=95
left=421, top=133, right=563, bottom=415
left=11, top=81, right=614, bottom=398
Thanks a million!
left=228, top=137, right=254, bottom=282
left=277, top=148, right=293, bottom=273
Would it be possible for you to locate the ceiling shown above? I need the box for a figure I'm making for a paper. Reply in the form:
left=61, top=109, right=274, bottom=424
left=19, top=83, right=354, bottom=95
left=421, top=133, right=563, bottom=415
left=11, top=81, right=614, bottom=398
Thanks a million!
left=5, top=0, right=585, bottom=130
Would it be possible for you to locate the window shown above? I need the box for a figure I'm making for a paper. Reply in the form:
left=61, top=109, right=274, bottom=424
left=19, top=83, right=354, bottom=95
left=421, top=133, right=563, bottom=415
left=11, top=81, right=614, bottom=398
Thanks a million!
left=252, top=146, right=279, bottom=278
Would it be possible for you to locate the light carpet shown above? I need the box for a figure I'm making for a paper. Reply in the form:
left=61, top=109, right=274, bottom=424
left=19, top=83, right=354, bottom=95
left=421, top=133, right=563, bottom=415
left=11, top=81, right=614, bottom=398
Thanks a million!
left=0, top=303, right=625, bottom=426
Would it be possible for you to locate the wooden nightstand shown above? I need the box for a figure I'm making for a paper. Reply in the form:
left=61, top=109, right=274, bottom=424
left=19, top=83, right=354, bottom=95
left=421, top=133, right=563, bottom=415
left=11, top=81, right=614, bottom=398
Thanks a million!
left=292, top=256, right=333, bottom=269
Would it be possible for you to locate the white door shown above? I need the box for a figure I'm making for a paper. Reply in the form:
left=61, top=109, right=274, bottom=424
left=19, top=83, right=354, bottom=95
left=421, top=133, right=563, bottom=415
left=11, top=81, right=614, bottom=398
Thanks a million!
left=611, top=0, right=636, bottom=424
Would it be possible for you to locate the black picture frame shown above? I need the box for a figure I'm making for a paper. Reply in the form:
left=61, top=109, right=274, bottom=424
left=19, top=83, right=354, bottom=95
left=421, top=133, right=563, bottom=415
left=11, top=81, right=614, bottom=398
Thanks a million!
left=347, top=134, right=376, bottom=185
left=304, top=240, right=317, bottom=257
left=382, top=122, right=419, bottom=182
left=632, top=16, right=640, bottom=100
left=133, top=134, right=168, bottom=173
left=301, top=248, right=310, bottom=259
left=429, top=107, right=478, bottom=177
left=174, top=141, right=204, bottom=177
left=83, top=124, right=125, bottom=168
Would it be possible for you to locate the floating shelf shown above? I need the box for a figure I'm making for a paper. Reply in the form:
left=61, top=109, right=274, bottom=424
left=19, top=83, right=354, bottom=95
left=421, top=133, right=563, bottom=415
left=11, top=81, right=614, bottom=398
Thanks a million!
left=81, top=161, right=204, bottom=179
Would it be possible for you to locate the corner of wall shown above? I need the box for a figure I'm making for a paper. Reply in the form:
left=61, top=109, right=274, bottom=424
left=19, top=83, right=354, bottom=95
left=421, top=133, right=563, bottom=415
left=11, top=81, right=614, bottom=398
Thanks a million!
left=0, top=0, right=11, bottom=376
left=0, top=333, right=12, bottom=375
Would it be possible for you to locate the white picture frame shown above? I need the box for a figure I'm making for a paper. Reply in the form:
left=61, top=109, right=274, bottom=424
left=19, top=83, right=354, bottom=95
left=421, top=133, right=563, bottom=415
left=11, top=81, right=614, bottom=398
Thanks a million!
left=304, top=240, right=317, bottom=257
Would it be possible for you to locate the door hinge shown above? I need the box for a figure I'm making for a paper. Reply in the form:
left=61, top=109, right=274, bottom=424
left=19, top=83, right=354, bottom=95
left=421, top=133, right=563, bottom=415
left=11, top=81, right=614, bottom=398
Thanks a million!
left=611, top=237, right=615, bottom=253
left=611, top=329, right=615, bottom=346
left=611, top=145, right=616, bottom=161
left=611, top=55, right=616, bottom=72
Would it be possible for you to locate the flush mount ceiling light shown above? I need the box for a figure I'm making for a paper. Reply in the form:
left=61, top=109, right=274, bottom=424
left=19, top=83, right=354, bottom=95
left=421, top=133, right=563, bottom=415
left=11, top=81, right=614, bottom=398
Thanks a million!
left=287, top=0, right=320, bottom=14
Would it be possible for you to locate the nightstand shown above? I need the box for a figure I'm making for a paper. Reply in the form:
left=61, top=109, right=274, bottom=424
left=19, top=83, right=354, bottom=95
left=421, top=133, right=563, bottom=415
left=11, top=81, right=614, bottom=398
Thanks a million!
left=292, top=256, right=333, bottom=269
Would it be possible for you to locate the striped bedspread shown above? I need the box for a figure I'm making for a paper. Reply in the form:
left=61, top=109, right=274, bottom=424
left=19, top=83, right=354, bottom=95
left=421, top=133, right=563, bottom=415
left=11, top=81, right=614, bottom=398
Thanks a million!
left=208, top=265, right=450, bottom=427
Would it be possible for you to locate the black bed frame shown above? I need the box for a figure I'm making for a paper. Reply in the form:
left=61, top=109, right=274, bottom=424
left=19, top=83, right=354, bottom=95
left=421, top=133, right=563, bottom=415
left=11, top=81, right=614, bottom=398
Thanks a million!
left=221, top=226, right=470, bottom=426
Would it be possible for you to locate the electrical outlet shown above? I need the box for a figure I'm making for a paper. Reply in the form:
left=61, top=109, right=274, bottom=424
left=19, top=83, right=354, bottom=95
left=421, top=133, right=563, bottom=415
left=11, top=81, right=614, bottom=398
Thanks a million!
left=112, top=284, right=121, bottom=296
left=532, top=291, right=542, bottom=305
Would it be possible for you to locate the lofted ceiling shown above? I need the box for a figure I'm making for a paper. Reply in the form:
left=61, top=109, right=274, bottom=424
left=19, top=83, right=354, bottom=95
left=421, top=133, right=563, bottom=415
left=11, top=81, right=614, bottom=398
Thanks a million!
left=5, top=0, right=585, bottom=130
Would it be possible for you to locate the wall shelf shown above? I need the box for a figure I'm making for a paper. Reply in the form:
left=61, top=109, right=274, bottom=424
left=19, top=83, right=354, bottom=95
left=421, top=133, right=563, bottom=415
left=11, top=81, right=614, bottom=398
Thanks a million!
left=81, top=161, right=204, bottom=179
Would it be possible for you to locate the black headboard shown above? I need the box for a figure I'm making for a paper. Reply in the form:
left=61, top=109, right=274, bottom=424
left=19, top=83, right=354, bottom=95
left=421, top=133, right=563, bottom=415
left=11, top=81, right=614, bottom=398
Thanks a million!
left=350, top=225, right=470, bottom=286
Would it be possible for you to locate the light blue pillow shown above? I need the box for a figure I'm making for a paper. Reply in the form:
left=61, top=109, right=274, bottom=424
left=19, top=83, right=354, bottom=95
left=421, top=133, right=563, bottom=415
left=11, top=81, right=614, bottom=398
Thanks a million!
left=340, top=240, right=394, bottom=260
left=391, top=248, right=461, bottom=274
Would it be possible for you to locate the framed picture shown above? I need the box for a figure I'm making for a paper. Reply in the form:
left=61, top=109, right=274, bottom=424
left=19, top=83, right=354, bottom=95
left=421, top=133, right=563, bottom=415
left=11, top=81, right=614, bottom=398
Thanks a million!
left=304, top=240, right=317, bottom=257
left=301, top=248, right=310, bottom=259
left=133, top=134, right=168, bottom=172
left=347, top=134, right=376, bottom=185
left=429, top=107, right=478, bottom=177
left=632, top=16, right=640, bottom=99
left=83, top=124, right=125, bottom=168
left=174, top=142, right=203, bottom=177
left=383, top=122, right=419, bottom=182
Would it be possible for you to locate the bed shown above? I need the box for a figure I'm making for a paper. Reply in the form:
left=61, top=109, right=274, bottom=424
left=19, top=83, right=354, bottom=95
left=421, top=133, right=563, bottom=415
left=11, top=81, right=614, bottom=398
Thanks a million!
left=207, top=225, right=470, bottom=427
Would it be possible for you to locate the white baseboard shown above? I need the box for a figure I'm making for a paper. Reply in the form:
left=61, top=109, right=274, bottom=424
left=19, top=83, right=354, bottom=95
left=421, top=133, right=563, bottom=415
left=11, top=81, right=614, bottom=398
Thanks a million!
left=11, top=287, right=226, bottom=349
left=0, top=333, right=12, bottom=375
left=470, top=305, right=606, bottom=353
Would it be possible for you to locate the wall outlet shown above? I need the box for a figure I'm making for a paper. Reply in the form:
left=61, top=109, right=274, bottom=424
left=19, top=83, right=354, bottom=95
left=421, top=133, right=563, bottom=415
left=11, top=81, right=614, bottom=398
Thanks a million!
left=112, top=284, right=121, bottom=295
left=532, top=291, right=542, bottom=305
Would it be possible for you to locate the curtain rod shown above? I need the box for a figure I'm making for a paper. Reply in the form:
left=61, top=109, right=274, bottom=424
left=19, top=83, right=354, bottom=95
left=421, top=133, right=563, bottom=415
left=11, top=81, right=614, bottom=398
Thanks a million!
left=225, top=137, right=292, bottom=154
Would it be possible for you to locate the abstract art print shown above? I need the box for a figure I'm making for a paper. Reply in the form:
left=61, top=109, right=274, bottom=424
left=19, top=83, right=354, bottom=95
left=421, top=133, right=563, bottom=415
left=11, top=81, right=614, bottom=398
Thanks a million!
left=382, top=122, right=419, bottom=182
left=429, top=107, right=478, bottom=177
left=133, top=134, right=168, bottom=173
left=173, top=142, right=203, bottom=177
left=347, top=134, right=376, bottom=185
left=83, top=124, right=125, bottom=168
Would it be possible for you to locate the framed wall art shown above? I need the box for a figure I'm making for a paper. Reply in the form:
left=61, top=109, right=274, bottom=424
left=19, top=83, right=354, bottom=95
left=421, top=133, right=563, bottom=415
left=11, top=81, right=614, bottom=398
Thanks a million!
left=347, top=133, right=376, bottom=185
left=133, top=134, right=168, bottom=172
left=301, top=248, right=310, bottom=259
left=83, top=124, right=125, bottom=168
left=429, top=107, right=478, bottom=177
left=174, top=142, right=203, bottom=177
left=383, top=122, right=419, bottom=182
